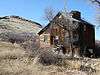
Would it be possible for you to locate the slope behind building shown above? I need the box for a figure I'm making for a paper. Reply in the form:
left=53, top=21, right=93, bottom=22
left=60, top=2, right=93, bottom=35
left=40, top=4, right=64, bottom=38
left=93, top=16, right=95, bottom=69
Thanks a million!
left=0, top=15, right=42, bottom=34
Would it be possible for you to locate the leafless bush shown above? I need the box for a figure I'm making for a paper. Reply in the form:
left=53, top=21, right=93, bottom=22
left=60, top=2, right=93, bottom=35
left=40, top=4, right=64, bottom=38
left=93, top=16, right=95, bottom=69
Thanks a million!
left=37, top=47, right=65, bottom=66
left=20, top=35, right=40, bottom=57
left=0, top=31, right=36, bottom=44
left=0, top=31, right=40, bottom=57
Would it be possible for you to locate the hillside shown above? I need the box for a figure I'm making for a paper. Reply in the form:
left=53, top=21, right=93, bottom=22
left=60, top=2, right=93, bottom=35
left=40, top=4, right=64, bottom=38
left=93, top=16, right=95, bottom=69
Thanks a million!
left=0, top=16, right=42, bottom=34
left=1, top=41, right=100, bottom=75
left=0, top=41, right=89, bottom=75
left=0, top=41, right=26, bottom=59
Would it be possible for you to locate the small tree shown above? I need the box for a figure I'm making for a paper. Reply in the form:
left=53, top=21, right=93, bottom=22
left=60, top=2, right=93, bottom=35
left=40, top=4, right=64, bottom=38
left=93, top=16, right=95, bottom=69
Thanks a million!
left=43, top=7, right=56, bottom=22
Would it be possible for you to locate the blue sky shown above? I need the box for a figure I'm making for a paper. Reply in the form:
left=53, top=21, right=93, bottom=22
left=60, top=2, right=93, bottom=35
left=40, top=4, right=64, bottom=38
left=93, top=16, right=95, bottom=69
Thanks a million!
left=0, top=0, right=99, bottom=40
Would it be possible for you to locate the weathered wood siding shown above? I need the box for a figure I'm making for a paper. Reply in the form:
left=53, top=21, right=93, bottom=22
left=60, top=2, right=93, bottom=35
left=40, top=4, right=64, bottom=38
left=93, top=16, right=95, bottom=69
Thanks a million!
left=84, top=25, right=95, bottom=49
left=50, top=24, right=65, bottom=45
left=83, top=24, right=95, bottom=56
left=39, top=27, right=51, bottom=47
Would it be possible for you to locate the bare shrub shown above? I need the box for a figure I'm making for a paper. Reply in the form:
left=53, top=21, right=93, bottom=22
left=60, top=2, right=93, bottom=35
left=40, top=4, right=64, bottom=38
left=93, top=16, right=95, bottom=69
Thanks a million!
left=0, top=31, right=40, bottom=57
left=37, top=47, right=65, bottom=66
left=20, top=35, right=40, bottom=57
left=0, top=31, right=36, bottom=44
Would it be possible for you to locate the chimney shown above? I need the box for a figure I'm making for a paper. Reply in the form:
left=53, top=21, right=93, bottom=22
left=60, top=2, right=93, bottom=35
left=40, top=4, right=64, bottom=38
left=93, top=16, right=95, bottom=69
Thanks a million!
left=70, top=11, right=81, bottom=19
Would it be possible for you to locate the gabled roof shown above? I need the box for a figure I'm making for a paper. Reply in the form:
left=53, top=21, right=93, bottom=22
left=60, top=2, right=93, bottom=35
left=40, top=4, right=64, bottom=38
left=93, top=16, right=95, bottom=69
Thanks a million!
left=38, top=12, right=61, bottom=35
left=38, top=11, right=94, bottom=35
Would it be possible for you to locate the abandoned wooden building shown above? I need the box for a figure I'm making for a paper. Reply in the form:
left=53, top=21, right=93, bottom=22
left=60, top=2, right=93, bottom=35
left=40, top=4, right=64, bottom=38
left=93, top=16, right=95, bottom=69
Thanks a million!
left=38, top=11, right=95, bottom=57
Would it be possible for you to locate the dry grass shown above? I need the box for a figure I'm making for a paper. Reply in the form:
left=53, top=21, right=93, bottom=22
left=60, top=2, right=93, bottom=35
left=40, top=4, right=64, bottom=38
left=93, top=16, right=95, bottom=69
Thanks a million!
left=0, top=42, right=26, bottom=59
left=0, top=41, right=100, bottom=75
left=0, top=58, right=92, bottom=75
